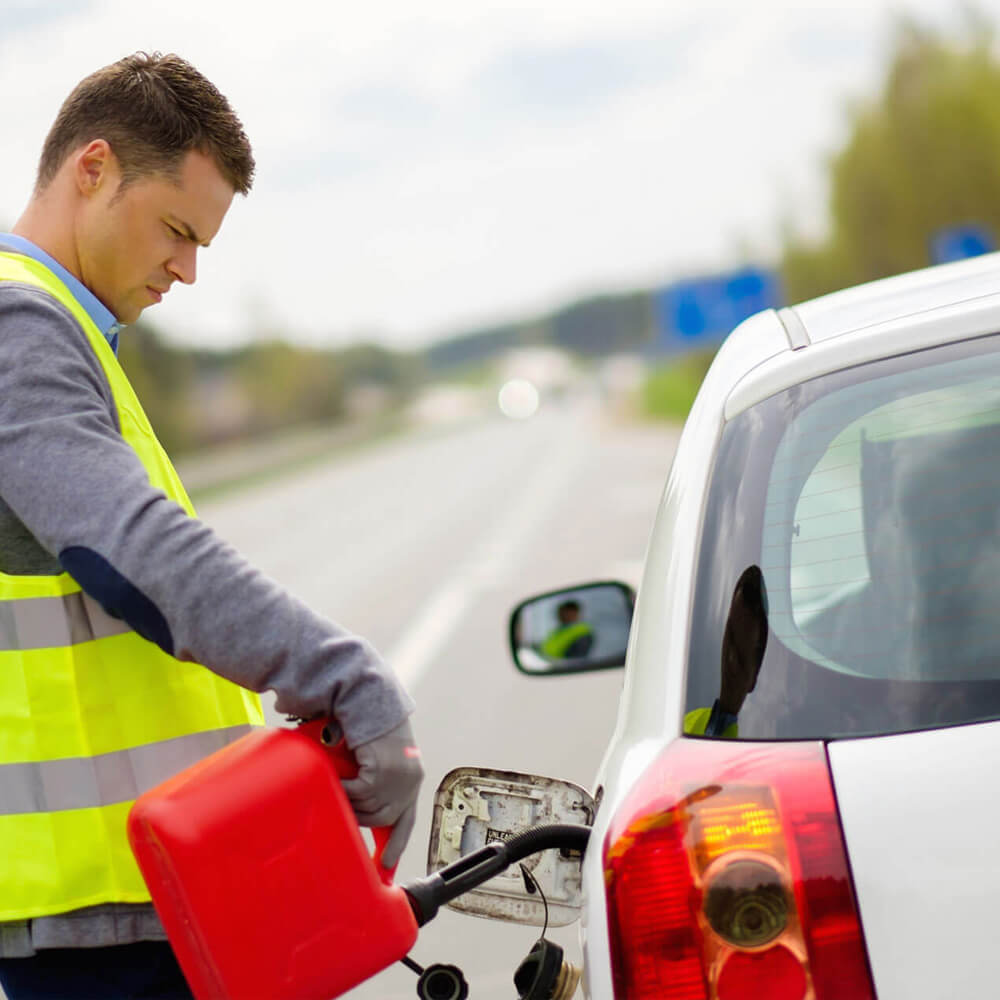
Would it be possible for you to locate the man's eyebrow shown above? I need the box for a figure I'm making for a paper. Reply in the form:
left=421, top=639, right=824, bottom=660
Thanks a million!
left=168, top=216, right=210, bottom=247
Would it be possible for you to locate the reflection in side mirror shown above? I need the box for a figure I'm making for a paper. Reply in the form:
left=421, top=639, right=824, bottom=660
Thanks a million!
left=509, top=581, right=635, bottom=676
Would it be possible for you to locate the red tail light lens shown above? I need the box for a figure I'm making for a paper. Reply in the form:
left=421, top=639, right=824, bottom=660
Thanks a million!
left=717, top=945, right=806, bottom=1000
left=603, top=740, right=874, bottom=1000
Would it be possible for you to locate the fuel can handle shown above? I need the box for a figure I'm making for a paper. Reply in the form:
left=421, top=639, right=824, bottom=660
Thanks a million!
left=298, top=718, right=397, bottom=884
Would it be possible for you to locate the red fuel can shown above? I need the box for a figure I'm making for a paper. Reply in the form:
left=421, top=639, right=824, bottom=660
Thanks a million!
left=127, top=721, right=419, bottom=1000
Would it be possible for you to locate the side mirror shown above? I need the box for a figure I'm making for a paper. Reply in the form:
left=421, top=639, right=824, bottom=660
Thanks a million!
left=426, top=767, right=595, bottom=927
left=509, top=581, right=634, bottom=676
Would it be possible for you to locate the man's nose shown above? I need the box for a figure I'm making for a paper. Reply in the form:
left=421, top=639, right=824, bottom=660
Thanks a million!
left=167, top=243, right=198, bottom=285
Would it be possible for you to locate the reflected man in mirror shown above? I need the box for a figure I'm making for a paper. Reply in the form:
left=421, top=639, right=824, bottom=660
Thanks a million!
left=685, top=565, right=769, bottom=738
left=540, top=600, right=595, bottom=660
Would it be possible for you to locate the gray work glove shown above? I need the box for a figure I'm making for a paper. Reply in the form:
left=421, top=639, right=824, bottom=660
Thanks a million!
left=341, top=718, right=424, bottom=869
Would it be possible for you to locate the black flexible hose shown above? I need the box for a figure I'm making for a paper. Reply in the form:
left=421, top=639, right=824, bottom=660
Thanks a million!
left=403, top=822, right=591, bottom=926
left=501, top=822, right=590, bottom=862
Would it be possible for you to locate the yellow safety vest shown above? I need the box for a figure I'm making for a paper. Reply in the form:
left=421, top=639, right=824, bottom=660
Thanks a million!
left=0, top=251, right=264, bottom=921
left=540, top=623, right=594, bottom=659
left=683, top=706, right=739, bottom=740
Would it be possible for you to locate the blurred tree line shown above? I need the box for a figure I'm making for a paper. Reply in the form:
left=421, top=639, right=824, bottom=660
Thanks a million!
left=121, top=289, right=656, bottom=455
left=119, top=328, right=424, bottom=454
left=116, top=10, right=1000, bottom=450
left=782, top=9, right=1000, bottom=299
left=424, top=291, right=652, bottom=370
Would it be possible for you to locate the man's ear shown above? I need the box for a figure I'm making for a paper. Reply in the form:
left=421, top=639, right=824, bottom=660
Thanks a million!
left=74, top=139, right=117, bottom=198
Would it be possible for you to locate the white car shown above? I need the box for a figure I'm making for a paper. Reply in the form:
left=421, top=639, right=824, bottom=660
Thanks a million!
left=429, top=251, right=1000, bottom=1000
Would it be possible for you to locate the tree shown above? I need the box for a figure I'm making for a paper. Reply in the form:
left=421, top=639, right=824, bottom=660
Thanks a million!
left=231, top=341, right=346, bottom=434
left=118, top=321, right=198, bottom=453
left=782, top=11, right=1000, bottom=301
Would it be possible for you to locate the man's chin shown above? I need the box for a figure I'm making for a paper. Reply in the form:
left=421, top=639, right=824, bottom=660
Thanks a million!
left=118, top=302, right=147, bottom=325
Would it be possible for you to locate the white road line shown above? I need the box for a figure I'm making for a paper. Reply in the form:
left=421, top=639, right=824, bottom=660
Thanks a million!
left=388, top=436, right=588, bottom=692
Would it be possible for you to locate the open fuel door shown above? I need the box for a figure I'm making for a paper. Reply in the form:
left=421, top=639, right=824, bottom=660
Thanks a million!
left=426, top=767, right=595, bottom=927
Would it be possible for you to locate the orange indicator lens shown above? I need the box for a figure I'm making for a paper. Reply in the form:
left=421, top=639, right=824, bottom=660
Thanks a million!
left=689, top=788, right=783, bottom=871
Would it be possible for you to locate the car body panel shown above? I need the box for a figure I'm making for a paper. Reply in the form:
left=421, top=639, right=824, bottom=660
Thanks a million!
left=727, top=290, right=1000, bottom=420
left=575, top=254, right=1000, bottom=997
left=595, top=308, right=791, bottom=789
left=828, top=721, right=1000, bottom=1000
left=581, top=308, right=790, bottom=998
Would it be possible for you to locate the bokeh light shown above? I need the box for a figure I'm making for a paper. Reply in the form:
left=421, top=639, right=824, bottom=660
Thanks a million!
left=498, top=378, right=540, bottom=419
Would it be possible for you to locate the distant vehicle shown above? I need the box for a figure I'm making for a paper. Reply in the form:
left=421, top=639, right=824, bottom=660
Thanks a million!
left=425, top=251, right=1000, bottom=999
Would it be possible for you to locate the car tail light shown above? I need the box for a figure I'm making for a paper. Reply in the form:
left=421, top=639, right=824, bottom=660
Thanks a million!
left=603, top=740, right=874, bottom=999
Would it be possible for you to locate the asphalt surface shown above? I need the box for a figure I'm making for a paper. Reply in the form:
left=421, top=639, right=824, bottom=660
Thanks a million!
left=197, top=396, right=678, bottom=999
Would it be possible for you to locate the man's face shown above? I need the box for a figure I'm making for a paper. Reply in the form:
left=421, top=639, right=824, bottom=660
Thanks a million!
left=77, top=148, right=235, bottom=324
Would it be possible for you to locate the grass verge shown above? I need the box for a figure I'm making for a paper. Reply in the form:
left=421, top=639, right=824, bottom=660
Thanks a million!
left=639, top=349, right=716, bottom=422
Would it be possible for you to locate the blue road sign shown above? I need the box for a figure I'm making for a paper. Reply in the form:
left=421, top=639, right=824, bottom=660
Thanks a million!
left=653, top=267, right=782, bottom=349
left=931, top=225, right=994, bottom=265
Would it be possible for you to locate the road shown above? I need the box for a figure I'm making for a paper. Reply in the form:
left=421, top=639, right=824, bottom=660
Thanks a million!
left=195, top=397, right=678, bottom=998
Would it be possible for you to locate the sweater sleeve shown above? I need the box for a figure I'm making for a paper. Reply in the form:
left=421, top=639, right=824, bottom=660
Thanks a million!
left=0, top=285, right=413, bottom=748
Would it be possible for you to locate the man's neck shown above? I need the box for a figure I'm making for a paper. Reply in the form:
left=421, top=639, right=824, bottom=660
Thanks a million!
left=12, top=198, right=83, bottom=284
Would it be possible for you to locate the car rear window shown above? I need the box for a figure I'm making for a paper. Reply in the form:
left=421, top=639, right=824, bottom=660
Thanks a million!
left=685, top=332, right=1000, bottom=739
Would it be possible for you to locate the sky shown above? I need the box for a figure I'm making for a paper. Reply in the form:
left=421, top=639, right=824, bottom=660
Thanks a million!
left=0, top=0, right=989, bottom=350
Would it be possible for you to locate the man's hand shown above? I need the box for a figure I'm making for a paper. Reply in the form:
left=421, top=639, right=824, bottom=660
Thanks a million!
left=341, top=718, right=424, bottom=869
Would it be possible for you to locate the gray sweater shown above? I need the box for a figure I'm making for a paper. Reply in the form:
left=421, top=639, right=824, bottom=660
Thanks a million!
left=0, top=275, right=414, bottom=956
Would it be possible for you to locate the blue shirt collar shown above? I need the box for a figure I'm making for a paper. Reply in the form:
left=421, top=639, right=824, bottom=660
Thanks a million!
left=0, top=233, right=123, bottom=353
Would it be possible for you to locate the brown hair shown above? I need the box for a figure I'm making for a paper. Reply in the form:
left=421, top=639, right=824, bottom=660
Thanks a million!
left=36, top=51, right=255, bottom=195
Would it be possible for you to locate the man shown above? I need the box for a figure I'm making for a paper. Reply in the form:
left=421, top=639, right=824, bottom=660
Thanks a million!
left=540, top=599, right=595, bottom=660
left=0, top=52, right=422, bottom=999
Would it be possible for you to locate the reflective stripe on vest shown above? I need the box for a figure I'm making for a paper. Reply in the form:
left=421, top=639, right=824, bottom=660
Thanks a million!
left=0, top=251, right=265, bottom=920
left=0, top=726, right=254, bottom=815
left=0, top=590, right=130, bottom=650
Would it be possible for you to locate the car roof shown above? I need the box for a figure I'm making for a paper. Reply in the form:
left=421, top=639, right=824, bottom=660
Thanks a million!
left=723, top=253, right=1000, bottom=420
left=792, top=251, right=1000, bottom=345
